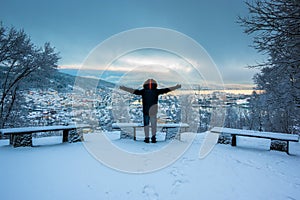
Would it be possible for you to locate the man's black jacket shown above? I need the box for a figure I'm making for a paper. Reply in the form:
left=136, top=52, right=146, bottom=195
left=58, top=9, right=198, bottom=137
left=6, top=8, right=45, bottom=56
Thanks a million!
left=120, top=81, right=180, bottom=115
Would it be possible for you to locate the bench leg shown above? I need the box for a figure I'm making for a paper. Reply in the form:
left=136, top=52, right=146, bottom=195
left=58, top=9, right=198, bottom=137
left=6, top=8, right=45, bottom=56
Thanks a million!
left=12, top=133, right=32, bottom=147
left=178, top=127, right=188, bottom=141
left=63, top=129, right=82, bottom=143
left=133, top=127, right=136, bottom=141
left=10, top=135, right=14, bottom=145
left=63, top=130, right=69, bottom=142
left=231, top=134, right=237, bottom=146
left=286, top=141, right=290, bottom=155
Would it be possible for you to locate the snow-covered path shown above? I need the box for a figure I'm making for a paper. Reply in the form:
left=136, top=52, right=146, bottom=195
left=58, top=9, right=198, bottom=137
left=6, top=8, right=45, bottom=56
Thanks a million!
left=0, top=133, right=299, bottom=200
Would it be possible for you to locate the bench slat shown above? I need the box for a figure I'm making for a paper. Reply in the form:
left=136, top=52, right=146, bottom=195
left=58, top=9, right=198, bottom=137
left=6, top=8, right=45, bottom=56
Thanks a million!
left=112, top=123, right=189, bottom=141
left=0, top=125, right=90, bottom=135
left=211, top=127, right=299, bottom=142
left=112, top=123, right=189, bottom=129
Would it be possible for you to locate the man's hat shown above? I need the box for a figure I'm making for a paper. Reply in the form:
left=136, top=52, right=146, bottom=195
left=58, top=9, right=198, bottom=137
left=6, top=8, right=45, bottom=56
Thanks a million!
left=143, top=79, right=157, bottom=89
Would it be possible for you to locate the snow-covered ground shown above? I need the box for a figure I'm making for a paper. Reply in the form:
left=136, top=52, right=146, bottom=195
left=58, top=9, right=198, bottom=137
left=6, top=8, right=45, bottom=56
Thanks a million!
left=0, top=132, right=300, bottom=200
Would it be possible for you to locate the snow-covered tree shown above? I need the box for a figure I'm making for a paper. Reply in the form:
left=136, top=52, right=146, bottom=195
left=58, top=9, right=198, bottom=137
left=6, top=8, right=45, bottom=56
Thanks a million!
left=0, top=23, right=60, bottom=128
left=179, top=94, right=199, bottom=132
left=224, top=106, right=239, bottom=128
left=198, top=108, right=211, bottom=132
left=238, top=0, right=300, bottom=133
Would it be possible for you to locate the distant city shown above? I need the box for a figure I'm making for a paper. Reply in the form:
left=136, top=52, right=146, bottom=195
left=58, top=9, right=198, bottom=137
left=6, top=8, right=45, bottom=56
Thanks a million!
left=22, top=72, right=254, bottom=135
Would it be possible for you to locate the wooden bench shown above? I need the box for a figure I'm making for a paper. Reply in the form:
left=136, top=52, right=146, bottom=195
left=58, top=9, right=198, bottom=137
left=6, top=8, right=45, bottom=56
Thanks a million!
left=0, top=124, right=91, bottom=147
left=211, top=127, right=299, bottom=154
left=112, top=123, right=189, bottom=140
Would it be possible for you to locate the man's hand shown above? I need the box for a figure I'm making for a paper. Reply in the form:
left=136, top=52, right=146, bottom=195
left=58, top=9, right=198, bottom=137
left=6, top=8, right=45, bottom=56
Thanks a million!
left=119, top=85, right=135, bottom=94
left=168, top=84, right=181, bottom=92
left=176, top=84, right=181, bottom=89
left=119, top=85, right=125, bottom=90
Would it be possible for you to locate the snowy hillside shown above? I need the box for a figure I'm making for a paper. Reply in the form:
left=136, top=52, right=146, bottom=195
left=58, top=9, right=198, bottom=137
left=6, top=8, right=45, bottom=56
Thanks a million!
left=0, top=132, right=300, bottom=200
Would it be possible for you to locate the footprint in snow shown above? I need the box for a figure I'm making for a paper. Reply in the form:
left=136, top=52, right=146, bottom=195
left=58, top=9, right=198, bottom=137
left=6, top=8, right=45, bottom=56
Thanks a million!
left=171, top=179, right=185, bottom=195
left=142, top=185, right=159, bottom=200
left=181, top=156, right=195, bottom=166
left=170, top=166, right=185, bottom=178
left=169, top=167, right=189, bottom=195
left=234, top=158, right=262, bottom=169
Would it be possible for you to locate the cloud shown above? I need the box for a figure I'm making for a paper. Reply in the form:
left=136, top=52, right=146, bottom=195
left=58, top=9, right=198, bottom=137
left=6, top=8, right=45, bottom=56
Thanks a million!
left=58, top=64, right=82, bottom=69
left=80, top=48, right=194, bottom=73
left=59, top=48, right=226, bottom=88
left=219, top=59, right=260, bottom=85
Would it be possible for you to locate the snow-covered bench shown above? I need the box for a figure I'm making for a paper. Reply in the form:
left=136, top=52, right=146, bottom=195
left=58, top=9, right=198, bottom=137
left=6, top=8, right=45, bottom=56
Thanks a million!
left=112, top=123, right=189, bottom=140
left=211, top=127, right=299, bottom=154
left=0, top=124, right=91, bottom=147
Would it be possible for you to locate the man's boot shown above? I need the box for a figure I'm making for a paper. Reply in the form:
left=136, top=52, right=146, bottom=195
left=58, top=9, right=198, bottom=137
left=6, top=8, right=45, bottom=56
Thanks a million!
left=144, top=137, right=150, bottom=143
left=151, top=135, right=157, bottom=143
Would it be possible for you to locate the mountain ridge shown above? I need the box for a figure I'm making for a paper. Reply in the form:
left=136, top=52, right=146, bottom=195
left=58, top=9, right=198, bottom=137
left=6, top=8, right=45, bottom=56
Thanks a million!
left=0, top=67, right=115, bottom=92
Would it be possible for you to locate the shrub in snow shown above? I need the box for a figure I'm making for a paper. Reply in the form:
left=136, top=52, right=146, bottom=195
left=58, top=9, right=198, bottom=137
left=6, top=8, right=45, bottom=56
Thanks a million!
left=120, top=130, right=134, bottom=139
left=270, top=140, right=287, bottom=152
left=217, top=133, right=231, bottom=145
left=12, top=134, right=32, bottom=147
left=165, top=128, right=178, bottom=140
left=68, top=129, right=83, bottom=143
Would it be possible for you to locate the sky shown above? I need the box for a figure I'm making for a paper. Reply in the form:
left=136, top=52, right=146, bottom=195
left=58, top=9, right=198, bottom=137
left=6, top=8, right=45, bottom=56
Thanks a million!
left=0, top=0, right=264, bottom=86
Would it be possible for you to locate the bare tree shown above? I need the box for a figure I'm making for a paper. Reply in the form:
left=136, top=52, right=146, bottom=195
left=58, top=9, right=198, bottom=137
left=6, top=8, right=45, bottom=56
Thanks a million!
left=238, top=0, right=300, bottom=68
left=0, top=23, right=60, bottom=128
left=238, top=0, right=300, bottom=133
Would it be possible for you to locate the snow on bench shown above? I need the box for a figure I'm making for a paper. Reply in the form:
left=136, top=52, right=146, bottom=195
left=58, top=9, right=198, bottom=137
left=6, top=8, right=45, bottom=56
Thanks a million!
left=211, top=127, right=299, bottom=154
left=112, top=123, right=189, bottom=140
left=0, top=124, right=91, bottom=147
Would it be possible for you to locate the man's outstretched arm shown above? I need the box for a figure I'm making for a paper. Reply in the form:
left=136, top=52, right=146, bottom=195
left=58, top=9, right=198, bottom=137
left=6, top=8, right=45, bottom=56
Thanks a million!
left=158, top=84, right=181, bottom=94
left=168, top=84, right=181, bottom=91
left=120, top=85, right=143, bottom=95
left=119, top=85, right=136, bottom=94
